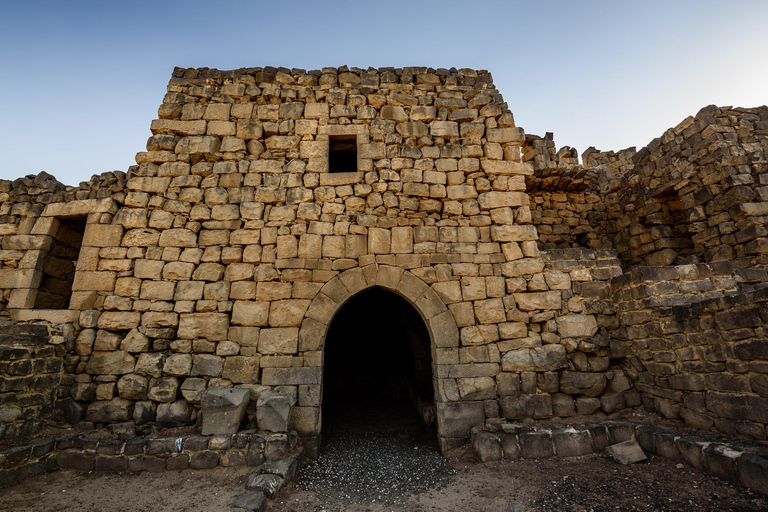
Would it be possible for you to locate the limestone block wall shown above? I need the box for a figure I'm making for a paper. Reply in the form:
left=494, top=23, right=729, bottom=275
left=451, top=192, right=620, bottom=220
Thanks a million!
left=0, top=66, right=545, bottom=450
left=495, top=248, right=637, bottom=419
left=2, top=65, right=768, bottom=455
left=0, top=323, right=64, bottom=440
left=612, top=262, right=768, bottom=439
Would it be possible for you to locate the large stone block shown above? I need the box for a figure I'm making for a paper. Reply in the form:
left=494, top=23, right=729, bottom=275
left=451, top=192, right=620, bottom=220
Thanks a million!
left=556, top=314, right=598, bottom=338
left=513, top=291, right=561, bottom=311
left=705, top=392, right=768, bottom=423
left=222, top=356, right=259, bottom=384
left=191, top=354, right=223, bottom=377
left=256, top=390, right=292, bottom=433
left=480, top=160, right=532, bottom=175
left=148, top=377, right=179, bottom=403
left=178, top=313, right=229, bottom=340
left=85, top=351, right=136, bottom=375
left=268, top=300, right=310, bottom=327
left=472, top=429, right=503, bottom=462
left=85, top=398, right=134, bottom=423
left=97, top=311, right=141, bottom=330
left=201, top=388, right=250, bottom=435
left=499, top=394, right=553, bottom=419
left=559, top=372, right=607, bottom=397
left=478, top=192, right=528, bottom=209
left=82, top=225, right=124, bottom=247
left=435, top=401, right=485, bottom=439
left=232, top=301, right=270, bottom=326
left=259, top=328, right=299, bottom=355
left=501, top=344, right=566, bottom=372
left=156, top=399, right=194, bottom=428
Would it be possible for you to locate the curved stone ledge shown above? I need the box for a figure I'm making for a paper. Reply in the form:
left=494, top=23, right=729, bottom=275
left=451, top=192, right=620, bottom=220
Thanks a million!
left=0, top=430, right=304, bottom=494
left=471, top=421, right=768, bottom=496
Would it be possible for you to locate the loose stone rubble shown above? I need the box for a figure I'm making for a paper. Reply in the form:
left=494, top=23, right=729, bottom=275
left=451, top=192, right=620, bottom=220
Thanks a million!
left=0, top=65, right=767, bottom=497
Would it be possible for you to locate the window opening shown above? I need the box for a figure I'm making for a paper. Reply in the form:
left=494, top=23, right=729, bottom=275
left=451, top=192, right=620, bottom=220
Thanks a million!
left=34, top=217, right=86, bottom=309
left=328, top=136, right=357, bottom=173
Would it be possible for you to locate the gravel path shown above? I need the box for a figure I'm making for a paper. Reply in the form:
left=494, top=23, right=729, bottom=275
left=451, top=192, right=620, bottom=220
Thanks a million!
left=296, top=430, right=454, bottom=506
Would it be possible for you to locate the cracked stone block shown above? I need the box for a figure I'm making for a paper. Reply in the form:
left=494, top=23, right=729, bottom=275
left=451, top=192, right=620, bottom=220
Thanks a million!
left=201, top=388, right=250, bottom=435
left=246, top=473, right=284, bottom=499
left=256, top=390, right=292, bottom=433
left=606, top=439, right=647, bottom=464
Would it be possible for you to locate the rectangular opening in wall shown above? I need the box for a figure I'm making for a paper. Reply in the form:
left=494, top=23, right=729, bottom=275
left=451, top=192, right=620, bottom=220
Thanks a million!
left=329, top=136, right=358, bottom=173
left=34, top=217, right=87, bottom=309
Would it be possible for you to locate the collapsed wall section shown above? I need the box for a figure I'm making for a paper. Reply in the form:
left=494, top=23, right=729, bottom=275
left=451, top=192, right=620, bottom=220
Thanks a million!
left=603, top=106, right=768, bottom=267
left=0, top=324, right=64, bottom=440
left=613, top=262, right=768, bottom=439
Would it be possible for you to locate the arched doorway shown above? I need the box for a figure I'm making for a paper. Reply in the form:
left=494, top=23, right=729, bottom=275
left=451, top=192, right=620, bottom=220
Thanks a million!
left=322, top=287, right=435, bottom=434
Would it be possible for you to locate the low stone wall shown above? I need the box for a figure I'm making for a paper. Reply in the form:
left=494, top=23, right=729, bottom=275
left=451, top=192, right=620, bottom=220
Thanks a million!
left=613, top=262, right=768, bottom=439
left=0, top=429, right=302, bottom=489
left=471, top=421, right=768, bottom=495
left=0, top=323, right=64, bottom=440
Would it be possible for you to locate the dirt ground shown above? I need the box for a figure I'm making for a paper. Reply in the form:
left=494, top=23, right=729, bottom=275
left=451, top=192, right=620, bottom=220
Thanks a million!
left=272, top=450, right=768, bottom=512
left=0, top=466, right=252, bottom=512
left=2, top=452, right=766, bottom=512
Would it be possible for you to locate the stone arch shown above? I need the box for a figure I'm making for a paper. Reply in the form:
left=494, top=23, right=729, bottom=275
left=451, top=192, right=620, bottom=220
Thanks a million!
left=297, top=264, right=462, bottom=452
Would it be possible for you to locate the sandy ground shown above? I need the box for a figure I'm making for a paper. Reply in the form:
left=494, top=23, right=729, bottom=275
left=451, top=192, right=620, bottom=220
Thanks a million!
left=272, top=452, right=768, bottom=512
left=2, top=452, right=766, bottom=512
left=0, top=466, right=252, bottom=512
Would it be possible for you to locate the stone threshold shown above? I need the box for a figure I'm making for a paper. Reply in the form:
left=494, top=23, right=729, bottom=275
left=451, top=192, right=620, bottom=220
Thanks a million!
left=471, top=421, right=768, bottom=496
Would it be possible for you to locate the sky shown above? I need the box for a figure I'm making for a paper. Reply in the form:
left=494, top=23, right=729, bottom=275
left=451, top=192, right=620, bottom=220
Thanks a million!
left=1, top=0, right=766, bottom=186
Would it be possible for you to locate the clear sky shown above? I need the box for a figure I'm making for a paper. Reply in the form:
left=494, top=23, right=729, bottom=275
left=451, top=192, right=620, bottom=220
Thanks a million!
left=1, top=0, right=766, bottom=186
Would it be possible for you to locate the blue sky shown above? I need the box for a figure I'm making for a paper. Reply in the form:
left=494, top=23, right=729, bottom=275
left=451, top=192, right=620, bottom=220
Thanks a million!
left=1, top=0, right=766, bottom=185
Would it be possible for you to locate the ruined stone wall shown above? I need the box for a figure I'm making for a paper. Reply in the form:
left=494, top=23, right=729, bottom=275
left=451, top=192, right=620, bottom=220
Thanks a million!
left=2, top=65, right=768, bottom=453
left=603, top=106, right=768, bottom=267
left=487, top=248, right=635, bottom=423
left=524, top=135, right=613, bottom=249
left=0, top=172, right=127, bottom=316
left=613, top=262, right=768, bottom=439
left=0, top=324, right=64, bottom=440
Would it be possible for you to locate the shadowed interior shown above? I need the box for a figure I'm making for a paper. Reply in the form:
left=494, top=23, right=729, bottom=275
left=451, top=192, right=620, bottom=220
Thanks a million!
left=322, top=287, right=434, bottom=433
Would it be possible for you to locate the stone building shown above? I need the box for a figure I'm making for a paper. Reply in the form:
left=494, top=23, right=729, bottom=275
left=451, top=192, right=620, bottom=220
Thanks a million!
left=1, top=66, right=767, bottom=457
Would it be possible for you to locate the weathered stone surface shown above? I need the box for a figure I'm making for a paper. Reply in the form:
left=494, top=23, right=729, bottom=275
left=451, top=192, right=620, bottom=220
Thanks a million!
left=256, top=390, right=292, bottom=433
left=499, top=394, right=553, bottom=419
left=259, top=328, right=299, bottom=355
left=156, top=399, right=194, bottom=427
left=117, top=373, right=148, bottom=400
left=147, top=377, right=179, bottom=403
left=556, top=314, right=598, bottom=338
left=201, top=388, right=250, bottom=435
left=222, top=356, right=259, bottom=384
left=246, top=473, right=284, bottom=499
left=559, top=372, right=607, bottom=397
left=97, top=312, right=141, bottom=330
left=85, top=351, right=136, bottom=375
left=178, top=313, right=229, bottom=340
left=501, top=345, right=567, bottom=372
left=606, top=439, right=647, bottom=464
left=85, top=398, right=134, bottom=423
left=471, top=428, right=502, bottom=462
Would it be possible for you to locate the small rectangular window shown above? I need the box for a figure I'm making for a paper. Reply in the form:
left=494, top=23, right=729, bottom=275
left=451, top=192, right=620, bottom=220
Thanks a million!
left=329, top=137, right=357, bottom=173
left=34, top=217, right=86, bottom=309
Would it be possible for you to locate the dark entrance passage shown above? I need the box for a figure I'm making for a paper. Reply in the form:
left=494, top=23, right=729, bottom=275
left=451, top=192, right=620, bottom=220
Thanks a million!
left=322, top=287, right=435, bottom=434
